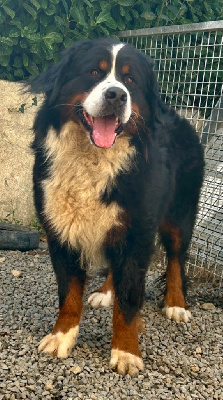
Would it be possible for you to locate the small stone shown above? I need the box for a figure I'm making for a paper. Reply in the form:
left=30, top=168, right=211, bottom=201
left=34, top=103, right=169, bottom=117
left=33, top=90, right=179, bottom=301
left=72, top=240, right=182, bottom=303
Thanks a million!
left=45, top=382, right=53, bottom=391
left=195, top=347, right=202, bottom=354
left=11, top=269, right=21, bottom=277
left=190, top=364, right=199, bottom=372
left=200, top=303, right=216, bottom=310
left=70, top=365, right=82, bottom=374
left=0, top=257, right=6, bottom=263
left=26, top=386, right=36, bottom=392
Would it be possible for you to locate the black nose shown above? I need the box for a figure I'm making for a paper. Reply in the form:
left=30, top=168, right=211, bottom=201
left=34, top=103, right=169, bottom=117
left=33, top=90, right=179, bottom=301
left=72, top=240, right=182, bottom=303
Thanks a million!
left=105, top=87, right=127, bottom=105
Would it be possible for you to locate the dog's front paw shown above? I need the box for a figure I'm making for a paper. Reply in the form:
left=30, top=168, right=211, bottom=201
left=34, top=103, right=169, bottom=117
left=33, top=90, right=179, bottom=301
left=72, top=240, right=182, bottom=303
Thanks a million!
left=88, top=290, right=114, bottom=308
left=109, top=349, right=144, bottom=377
left=38, top=326, right=79, bottom=358
left=163, top=306, right=191, bottom=322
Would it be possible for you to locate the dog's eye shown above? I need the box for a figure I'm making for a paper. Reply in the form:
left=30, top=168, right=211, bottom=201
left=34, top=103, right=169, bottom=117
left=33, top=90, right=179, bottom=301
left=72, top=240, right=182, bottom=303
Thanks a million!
left=124, top=76, right=134, bottom=84
left=91, top=69, right=100, bottom=77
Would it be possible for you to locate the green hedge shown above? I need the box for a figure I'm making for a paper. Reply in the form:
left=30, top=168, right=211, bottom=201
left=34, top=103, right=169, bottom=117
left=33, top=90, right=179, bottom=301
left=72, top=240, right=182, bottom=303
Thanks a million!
left=0, top=0, right=222, bottom=81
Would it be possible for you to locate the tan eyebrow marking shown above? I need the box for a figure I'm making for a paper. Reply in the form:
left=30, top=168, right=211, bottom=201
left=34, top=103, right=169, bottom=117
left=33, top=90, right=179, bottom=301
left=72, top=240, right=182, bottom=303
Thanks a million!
left=99, top=60, right=108, bottom=71
left=122, top=65, right=130, bottom=74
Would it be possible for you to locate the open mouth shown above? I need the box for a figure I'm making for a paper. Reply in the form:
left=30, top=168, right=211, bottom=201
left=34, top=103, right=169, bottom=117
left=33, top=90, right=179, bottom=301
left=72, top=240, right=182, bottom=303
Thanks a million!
left=83, top=109, right=122, bottom=149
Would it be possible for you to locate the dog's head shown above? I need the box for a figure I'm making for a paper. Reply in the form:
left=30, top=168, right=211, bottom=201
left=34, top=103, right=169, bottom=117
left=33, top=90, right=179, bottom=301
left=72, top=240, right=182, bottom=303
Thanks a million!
left=29, top=38, right=163, bottom=148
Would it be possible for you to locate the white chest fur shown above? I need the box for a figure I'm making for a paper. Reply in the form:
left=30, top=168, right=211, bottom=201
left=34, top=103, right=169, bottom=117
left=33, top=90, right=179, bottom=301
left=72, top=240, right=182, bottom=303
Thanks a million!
left=42, top=122, right=136, bottom=268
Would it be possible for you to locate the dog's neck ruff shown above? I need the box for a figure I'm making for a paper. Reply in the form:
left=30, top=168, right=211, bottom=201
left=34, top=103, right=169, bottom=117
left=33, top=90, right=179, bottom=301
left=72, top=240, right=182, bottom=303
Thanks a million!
left=42, top=122, right=136, bottom=272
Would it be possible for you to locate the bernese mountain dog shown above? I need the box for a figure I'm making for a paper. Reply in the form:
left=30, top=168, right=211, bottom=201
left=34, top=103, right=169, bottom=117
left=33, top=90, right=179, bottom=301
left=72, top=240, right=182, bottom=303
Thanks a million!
left=28, top=38, right=204, bottom=376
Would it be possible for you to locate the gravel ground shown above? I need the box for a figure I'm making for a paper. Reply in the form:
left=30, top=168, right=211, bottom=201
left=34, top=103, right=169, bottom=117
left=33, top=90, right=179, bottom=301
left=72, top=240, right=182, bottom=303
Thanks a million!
left=0, top=248, right=222, bottom=400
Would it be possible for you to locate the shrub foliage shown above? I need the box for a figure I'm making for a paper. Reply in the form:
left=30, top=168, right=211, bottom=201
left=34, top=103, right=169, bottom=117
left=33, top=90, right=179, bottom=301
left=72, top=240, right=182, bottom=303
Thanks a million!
left=0, top=0, right=222, bottom=80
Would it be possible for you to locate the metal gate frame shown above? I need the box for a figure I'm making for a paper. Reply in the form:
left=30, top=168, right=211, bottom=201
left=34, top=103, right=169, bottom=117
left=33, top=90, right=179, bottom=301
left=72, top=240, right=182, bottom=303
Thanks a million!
left=118, top=20, right=223, bottom=288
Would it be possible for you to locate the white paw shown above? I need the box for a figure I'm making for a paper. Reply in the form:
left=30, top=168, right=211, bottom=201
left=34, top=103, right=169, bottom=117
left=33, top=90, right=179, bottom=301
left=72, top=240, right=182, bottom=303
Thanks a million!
left=163, top=306, right=192, bottom=322
left=88, top=290, right=114, bottom=308
left=109, top=349, right=144, bottom=377
left=38, top=326, right=79, bottom=358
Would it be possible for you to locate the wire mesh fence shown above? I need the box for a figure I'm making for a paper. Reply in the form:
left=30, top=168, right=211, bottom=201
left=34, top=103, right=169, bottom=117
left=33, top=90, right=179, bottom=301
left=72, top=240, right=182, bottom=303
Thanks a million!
left=118, top=21, right=223, bottom=288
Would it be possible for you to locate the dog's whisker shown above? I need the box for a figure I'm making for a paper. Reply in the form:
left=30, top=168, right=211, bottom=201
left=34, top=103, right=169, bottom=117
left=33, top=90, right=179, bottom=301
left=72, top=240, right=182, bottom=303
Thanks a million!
left=131, top=110, right=146, bottom=125
left=129, top=117, right=143, bottom=143
left=51, top=103, right=82, bottom=109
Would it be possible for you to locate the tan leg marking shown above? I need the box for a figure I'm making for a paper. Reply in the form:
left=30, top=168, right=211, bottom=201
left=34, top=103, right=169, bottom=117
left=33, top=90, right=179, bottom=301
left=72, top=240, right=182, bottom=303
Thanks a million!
left=163, top=258, right=191, bottom=322
left=38, top=277, right=84, bottom=357
left=160, top=222, right=191, bottom=323
left=88, top=272, right=114, bottom=308
left=110, top=298, right=144, bottom=376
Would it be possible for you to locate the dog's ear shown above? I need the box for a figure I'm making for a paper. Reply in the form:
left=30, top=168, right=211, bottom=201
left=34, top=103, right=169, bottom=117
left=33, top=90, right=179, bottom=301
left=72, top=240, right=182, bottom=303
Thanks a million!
left=25, top=41, right=83, bottom=105
left=139, top=53, right=165, bottom=125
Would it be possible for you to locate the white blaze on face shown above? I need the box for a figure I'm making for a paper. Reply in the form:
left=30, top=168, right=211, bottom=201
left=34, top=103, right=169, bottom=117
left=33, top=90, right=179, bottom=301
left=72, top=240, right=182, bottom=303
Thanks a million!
left=83, top=43, right=131, bottom=124
left=82, top=43, right=132, bottom=149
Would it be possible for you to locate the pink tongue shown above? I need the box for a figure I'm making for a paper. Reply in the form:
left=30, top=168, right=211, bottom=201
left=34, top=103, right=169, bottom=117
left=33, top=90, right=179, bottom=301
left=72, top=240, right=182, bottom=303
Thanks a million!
left=92, top=116, right=116, bottom=149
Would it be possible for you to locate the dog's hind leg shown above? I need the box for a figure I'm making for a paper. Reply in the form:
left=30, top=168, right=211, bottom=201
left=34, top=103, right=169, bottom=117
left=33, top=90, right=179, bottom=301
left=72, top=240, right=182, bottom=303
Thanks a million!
left=38, top=239, right=86, bottom=358
left=88, top=271, right=114, bottom=308
left=159, top=221, right=191, bottom=323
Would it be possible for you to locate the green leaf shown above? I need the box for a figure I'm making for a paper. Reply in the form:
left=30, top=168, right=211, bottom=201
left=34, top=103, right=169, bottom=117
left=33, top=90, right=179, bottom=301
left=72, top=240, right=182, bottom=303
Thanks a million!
left=141, top=11, right=156, bottom=20
left=115, top=0, right=134, bottom=5
left=116, top=17, right=126, bottom=31
left=1, top=44, right=12, bottom=55
left=131, top=9, right=139, bottom=18
left=42, top=39, right=53, bottom=50
left=63, top=36, right=74, bottom=47
left=40, top=14, right=48, bottom=26
left=2, top=6, right=15, bottom=19
left=26, top=61, right=39, bottom=76
left=159, top=13, right=171, bottom=21
left=32, top=96, right=38, bottom=106
left=50, top=0, right=60, bottom=3
left=39, top=0, right=48, bottom=9
left=19, top=103, right=26, bottom=113
left=168, top=5, right=179, bottom=16
left=62, top=0, right=69, bottom=16
left=30, top=0, right=41, bottom=9
left=30, top=43, right=41, bottom=54
left=96, top=10, right=111, bottom=24
left=120, top=5, right=127, bottom=17
left=23, top=53, right=29, bottom=67
left=0, top=37, right=14, bottom=46
left=99, top=25, right=110, bottom=36
left=26, top=32, right=42, bottom=42
left=104, top=16, right=117, bottom=30
left=70, top=7, right=88, bottom=26
left=83, top=0, right=93, bottom=7
left=20, top=40, right=28, bottom=49
left=119, top=6, right=132, bottom=21
left=13, top=56, right=22, bottom=68
left=0, top=55, right=10, bottom=66
left=9, top=18, right=22, bottom=29
left=43, top=32, right=63, bottom=43
left=28, top=21, right=38, bottom=32
left=14, top=69, right=24, bottom=78
left=8, top=28, right=20, bottom=38
left=54, top=15, right=67, bottom=27
left=44, top=4, right=57, bottom=15
left=23, top=4, right=37, bottom=19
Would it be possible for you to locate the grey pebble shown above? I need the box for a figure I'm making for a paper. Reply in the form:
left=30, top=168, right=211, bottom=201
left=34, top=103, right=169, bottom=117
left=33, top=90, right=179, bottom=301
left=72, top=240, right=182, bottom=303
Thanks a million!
left=0, top=249, right=222, bottom=399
